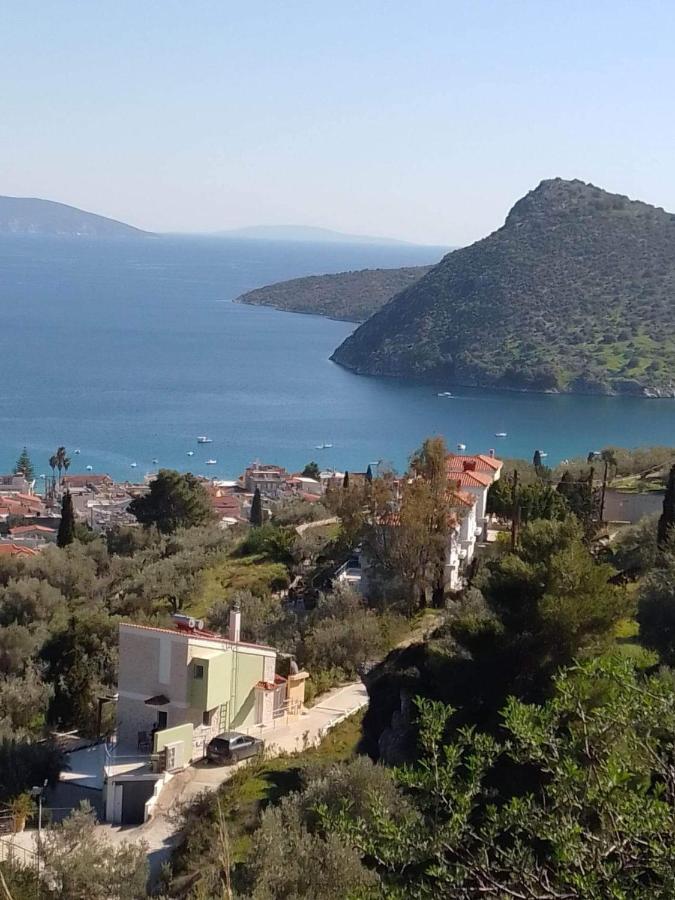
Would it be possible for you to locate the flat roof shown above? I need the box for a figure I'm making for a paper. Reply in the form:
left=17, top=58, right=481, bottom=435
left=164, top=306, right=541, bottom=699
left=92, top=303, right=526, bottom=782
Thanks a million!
left=119, top=621, right=275, bottom=653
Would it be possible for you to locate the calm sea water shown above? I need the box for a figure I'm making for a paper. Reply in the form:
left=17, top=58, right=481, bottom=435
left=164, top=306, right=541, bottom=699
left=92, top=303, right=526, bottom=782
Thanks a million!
left=1, top=235, right=674, bottom=483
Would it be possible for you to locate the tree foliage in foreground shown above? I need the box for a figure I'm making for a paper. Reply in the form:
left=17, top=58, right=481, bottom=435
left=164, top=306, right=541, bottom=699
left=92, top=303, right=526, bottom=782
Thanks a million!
left=637, top=536, right=675, bottom=665
left=39, top=801, right=148, bottom=899
left=129, top=469, right=214, bottom=534
left=324, top=656, right=675, bottom=899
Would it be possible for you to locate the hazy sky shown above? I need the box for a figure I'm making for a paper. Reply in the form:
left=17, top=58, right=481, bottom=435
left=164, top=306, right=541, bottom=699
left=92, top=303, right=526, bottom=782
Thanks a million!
left=2, top=0, right=674, bottom=245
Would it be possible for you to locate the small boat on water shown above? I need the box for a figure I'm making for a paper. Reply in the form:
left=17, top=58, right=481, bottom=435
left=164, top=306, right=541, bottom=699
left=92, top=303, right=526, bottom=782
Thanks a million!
left=206, top=459, right=217, bottom=465
left=86, top=465, right=93, bottom=471
left=315, top=442, right=333, bottom=450
left=538, top=451, right=548, bottom=458
left=74, top=448, right=81, bottom=454
left=495, top=432, right=508, bottom=438
left=187, top=450, right=195, bottom=456
left=437, top=391, right=453, bottom=398
left=457, top=443, right=466, bottom=451
left=152, top=458, right=159, bottom=464
left=197, top=436, right=213, bottom=444
left=130, top=462, right=137, bottom=468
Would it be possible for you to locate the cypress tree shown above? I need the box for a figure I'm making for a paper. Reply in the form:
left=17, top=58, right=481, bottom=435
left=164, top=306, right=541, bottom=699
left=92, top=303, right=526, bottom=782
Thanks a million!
left=366, top=464, right=373, bottom=483
left=250, top=487, right=263, bottom=527
left=57, top=491, right=76, bottom=548
left=343, top=470, right=350, bottom=490
left=14, top=447, right=34, bottom=481
left=533, top=450, right=542, bottom=471
left=658, top=464, right=675, bottom=548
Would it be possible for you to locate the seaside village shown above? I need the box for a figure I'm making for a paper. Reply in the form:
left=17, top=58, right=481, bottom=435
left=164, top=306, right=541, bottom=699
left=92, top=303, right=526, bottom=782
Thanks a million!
left=2, top=445, right=665, bottom=842
left=0, top=450, right=514, bottom=828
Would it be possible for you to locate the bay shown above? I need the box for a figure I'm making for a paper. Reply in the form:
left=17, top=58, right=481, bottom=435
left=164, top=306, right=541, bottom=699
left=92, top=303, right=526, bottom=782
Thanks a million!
left=0, top=235, right=674, bottom=483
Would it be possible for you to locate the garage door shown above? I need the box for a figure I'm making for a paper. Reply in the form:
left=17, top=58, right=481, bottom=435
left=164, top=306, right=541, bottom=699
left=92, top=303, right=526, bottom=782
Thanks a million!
left=121, top=780, right=155, bottom=825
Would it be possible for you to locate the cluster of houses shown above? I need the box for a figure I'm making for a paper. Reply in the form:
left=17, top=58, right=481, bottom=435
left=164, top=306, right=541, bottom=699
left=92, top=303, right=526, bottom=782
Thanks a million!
left=337, top=450, right=504, bottom=593
left=0, top=453, right=502, bottom=594
left=0, top=461, right=346, bottom=557
left=0, top=474, right=58, bottom=556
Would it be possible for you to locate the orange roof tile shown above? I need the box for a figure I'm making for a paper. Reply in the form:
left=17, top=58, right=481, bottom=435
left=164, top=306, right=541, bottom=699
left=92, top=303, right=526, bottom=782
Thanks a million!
left=0, top=544, right=39, bottom=556
left=448, top=471, right=493, bottom=489
left=447, top=454, right=502, bottom=474
left=9, top=524, right=56, bottom=535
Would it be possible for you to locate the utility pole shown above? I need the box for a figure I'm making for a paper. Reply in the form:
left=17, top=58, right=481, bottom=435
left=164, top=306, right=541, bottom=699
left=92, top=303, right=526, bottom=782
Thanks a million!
left=31, top=779, right=47, bottom=899
left=510, top=469, right=519, bottom=551
left=600, top=458, right=610, bottom=523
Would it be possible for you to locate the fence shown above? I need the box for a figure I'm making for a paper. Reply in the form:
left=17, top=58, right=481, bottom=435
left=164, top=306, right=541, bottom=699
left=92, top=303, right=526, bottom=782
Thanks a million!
left=0, top=835, right=38, bottom=868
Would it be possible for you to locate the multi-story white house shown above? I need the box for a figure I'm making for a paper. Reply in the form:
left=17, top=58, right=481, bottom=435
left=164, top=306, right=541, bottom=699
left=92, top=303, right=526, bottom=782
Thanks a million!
left=447, top=452, right=503, bottom=533
left=339, top=451, right=503, bottom=596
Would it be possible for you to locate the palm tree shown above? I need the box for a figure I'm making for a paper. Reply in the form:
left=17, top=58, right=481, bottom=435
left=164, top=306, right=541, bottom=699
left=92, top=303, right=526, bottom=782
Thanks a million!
left=54, top=446, right=70, bottom=486
left=49, top=453, right=58, bottom=499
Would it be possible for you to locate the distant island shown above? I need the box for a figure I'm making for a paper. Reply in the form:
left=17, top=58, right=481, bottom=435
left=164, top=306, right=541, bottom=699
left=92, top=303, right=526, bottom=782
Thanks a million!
left=332, top=178, right=675, bottom=398
left=0, top=196, right=149, bottom=237
left=235, top=265, right=434, bottom=322
left=217, top=224, right=418, bottom=246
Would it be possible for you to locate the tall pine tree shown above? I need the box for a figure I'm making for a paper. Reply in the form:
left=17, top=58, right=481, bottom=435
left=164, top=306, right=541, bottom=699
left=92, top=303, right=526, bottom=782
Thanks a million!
left=250, top=487, right=263, bottom=527
left=343, top=470, right=350, bottom=490
left=57, top=491, right=76, bottom=548
left=365, top=464, right=373, bottom=483
left=658, top=464, right=675, bottom=548
left=14, top=447, right=34, bottom=481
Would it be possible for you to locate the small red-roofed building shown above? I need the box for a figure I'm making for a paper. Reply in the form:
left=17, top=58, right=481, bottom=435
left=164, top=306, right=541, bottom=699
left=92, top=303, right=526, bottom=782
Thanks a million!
left=7, top=523, right=58, bottom=546
left=0, top=543, right=39, bottom=557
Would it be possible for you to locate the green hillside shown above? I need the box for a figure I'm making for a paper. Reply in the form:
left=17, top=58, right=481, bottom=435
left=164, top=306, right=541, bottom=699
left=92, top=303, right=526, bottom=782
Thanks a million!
left=235, top=265, right=434, bottom=322
left=331, top=179, right=675, bottom=397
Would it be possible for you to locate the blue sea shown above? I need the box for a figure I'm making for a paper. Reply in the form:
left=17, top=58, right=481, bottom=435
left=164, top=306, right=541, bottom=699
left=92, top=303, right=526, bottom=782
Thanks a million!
left=1, top=234, right=674, bottom=483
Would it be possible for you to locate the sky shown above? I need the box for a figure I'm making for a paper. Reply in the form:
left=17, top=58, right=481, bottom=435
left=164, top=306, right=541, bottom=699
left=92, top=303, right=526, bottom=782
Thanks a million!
left=1, top=0, right=675, bottom=246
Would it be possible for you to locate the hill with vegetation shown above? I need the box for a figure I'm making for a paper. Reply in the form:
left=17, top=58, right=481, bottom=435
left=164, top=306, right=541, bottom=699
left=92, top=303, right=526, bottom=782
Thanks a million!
left=0, top=195, right=148, bottom=237
left=236, top=265, right=433, bottom=322
left=332, top=179, right=675, bottom=397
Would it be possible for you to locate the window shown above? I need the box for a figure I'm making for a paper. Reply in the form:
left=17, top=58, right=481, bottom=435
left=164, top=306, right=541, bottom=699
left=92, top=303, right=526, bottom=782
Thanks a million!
left=202, top=709, right=211, bottom=727
left=194, top=664, right=204, bottom=680
left=157, top=711, right=168, bottom=729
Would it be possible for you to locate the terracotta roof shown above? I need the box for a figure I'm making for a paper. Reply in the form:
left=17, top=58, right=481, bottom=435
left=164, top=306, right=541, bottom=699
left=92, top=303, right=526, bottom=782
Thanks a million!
left=0, top=544, right=39, bottom=557
left=476, top=454, right=503, bottom=471
left=447, top=454, right=502, bottom=474
left=120, top=621, right=276, bottom=652
left=449, top=490, right=477, bottom=508
left=448, top=470, right=493, bottom=489
left=9, top=524, right=56, bottom=535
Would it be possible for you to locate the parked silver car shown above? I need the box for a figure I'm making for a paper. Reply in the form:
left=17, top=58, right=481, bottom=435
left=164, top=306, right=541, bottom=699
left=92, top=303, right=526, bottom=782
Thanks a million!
left=206, top=731, right=264, bottom=765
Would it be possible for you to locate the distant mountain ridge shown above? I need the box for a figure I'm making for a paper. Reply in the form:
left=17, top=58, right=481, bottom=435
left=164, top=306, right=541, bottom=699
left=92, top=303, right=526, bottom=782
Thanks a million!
left=236, top=265, right=435, bottom=322
left=0, top=196, right=148, bottom=237
left=332, top=179, right=675, bottom=398
left=218, top=224, right=416, bottom=245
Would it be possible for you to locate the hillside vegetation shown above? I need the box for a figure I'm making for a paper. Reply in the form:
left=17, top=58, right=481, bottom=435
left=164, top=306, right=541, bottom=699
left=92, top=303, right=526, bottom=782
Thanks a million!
left=332, top=179, right=675, bottom=396
left=236, top=265, right=433, bottom=322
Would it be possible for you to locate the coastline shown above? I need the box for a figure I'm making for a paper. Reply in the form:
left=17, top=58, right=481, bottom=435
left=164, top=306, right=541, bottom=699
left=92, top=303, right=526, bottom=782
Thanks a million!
left=328, top=356, right=675, bottom=400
